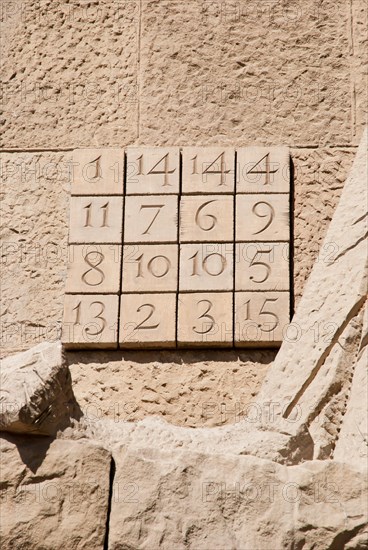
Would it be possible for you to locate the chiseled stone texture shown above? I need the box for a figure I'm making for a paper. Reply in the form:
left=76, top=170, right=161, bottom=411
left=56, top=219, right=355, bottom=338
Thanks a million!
left=67, top=349, right=272, bottom=428
left=139, top=0, right=353, bottom=147
left=0, top=435, right=111, bottom=550
left=0, top=152, right=70, bottom=356
left=108, top=447, right=368, bottom=550
left=1, top=1, right=365, bottom=148
left=0, top=145, right=357, bottom=426
left=0, top=342, right=78, bottom=436
left=0, top=0, right=139, bottom=147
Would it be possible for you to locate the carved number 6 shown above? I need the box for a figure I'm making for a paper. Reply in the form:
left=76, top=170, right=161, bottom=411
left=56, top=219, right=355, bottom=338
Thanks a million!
left=195, top=200, right=217, bottom=231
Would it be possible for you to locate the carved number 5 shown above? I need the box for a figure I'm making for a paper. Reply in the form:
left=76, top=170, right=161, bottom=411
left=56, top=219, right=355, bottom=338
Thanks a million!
left=259, top=298, right=279, bottom=332
left=249, top=249, right=272, bottom=284
left=244, top=298, right=279, bottom=332
left=193, top=300, right=215, bottom=334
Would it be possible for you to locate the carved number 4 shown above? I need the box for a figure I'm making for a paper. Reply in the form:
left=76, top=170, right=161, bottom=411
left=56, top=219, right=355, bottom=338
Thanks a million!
left=247, top=153, right=278, bottom=185
left=137, top=153, right=176, bottom=186
left=192, top=152, right=230, bottom=186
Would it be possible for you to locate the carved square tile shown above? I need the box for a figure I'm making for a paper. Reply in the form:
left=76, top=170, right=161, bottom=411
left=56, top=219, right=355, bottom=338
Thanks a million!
left=180, top=195, right=234, bottom=242
left=180, top=243, right=234, bottom=291
left=124, top=195, right=178, bottom=243
left=235, top=242, right=289, bottom=291
left=119, top=293, right=176, bottom=348
left=177, top=292, right=233, bottom=347
left=236, top=146, right=289, bottom=193
left=182, top=147, right=235, bottom=194
left=122, top=244, right=178, bottom=292
left=126, top=147, right=180, bottom=194
left=62, top=294, right=119, bottom=349
left=71, top=148, right=124, bottom=195
left=65, top=244, right=121, bottom=294
left=236, top=194, right=289, bottom=241
left=234, top=291, right=290, bottom=347
left=69, top=196, right=123, bottom=243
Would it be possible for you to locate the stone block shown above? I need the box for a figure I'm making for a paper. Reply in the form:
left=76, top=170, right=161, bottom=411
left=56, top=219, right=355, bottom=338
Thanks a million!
left=122, top=244, right=178, bottom=292
left=180, top=195, right=234, bottom=242
left=65, top=244, right=121, bottom=294
left=237, top=146, right=289, bottom=193
left=236, top=194, right=289, bottom=241
left=62, top=294, right=119, bottom=349
left=124, top=195, right=178, bottom=243
left=0, top=436, right=111, bottom=550
left=0, top=342, right=72, bottom=436
left=180, top=243, right=234, bottom=291
left=119, top=293, right=176, bottom=348
left=126, top=147, right=180, bottom=194
left=235, top=242, right=289, bottom=291
left=71, top=148, right=124, bottom=195
left=234, top=291, right=290, bottom=347
left=177, top=292, right=233, bottom=347
left=68, top=196, right=123, bottom=243
left=182, top=147, right=235, bottom=194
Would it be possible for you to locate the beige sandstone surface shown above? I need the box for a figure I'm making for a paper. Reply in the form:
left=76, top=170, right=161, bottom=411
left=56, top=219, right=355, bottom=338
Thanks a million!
left=1, top=0, right=366, bottom=423
left=0, top=0, right=367, bottom=545
left=0, top=435, right=111, bottom=549
left=0, top=147, right=357, bottom=424
left=0, top=131, right=367, bottom=548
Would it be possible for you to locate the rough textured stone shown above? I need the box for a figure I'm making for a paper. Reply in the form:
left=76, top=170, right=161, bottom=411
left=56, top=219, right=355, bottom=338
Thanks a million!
left=0, top=435, right=111, bottom=550
left=66, top=130, right=367, bottom=466
left=108, top=447, right=368, bottom=550
left=256, top=129, right=368, bottom=440
left=0, top=1, right=139, bottom=147
left=67, top=349, right=272, bottom=428
left=334, top=306, right=368, bottom=468
left=139, top=1, right=353, bottom=147
left=0, top=342, right=79, bottom=435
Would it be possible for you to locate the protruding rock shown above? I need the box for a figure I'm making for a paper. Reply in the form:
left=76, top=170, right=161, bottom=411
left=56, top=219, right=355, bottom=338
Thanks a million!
left=0, top=342, right=80, bottom=435
left=0, top=435, right=111, bottom=549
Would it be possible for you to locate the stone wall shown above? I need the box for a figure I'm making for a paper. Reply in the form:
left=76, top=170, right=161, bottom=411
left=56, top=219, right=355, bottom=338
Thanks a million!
left=1, top=0, right=367, bottom=426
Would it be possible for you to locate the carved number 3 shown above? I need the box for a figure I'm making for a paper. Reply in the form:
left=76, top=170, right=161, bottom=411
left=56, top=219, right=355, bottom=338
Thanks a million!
left=193, top=300, right=215, bottom=334
left=73, top=301, right=106, bottom=336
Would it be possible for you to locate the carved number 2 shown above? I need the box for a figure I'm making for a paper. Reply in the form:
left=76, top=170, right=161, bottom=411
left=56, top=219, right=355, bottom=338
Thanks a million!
left=136, top=304, right=159, bottom=330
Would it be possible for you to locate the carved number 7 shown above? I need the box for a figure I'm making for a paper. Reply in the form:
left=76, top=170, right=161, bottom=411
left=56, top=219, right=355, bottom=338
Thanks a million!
left=140, top=204, right=164, bottom=235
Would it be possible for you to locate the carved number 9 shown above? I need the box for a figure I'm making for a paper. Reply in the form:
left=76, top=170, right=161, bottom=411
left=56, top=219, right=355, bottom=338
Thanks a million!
left=252, top=201, right=275, bottom=234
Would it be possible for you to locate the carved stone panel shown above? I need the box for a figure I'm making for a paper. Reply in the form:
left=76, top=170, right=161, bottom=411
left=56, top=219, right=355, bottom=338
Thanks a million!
left=63, top=146, right=291, bottom=348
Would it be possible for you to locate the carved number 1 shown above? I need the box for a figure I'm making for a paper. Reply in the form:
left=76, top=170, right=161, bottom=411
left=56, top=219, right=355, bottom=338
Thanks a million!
left=72, top=301, right=107, bottom=336
left=84, top=202, right=109, bottom=227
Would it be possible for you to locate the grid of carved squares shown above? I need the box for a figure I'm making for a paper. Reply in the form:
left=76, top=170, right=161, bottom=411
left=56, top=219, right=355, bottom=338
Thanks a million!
left=62, top=146, right=290, bottom=348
